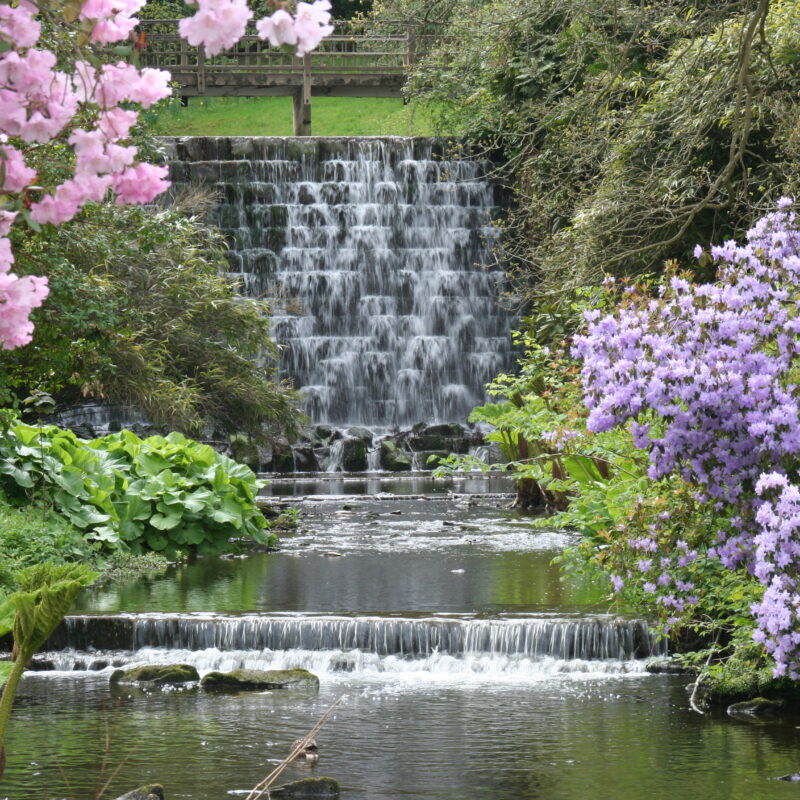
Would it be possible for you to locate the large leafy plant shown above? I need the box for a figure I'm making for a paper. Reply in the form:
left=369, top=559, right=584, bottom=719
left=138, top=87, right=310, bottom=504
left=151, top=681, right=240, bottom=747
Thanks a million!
left=0, top=420, right=272, bottom=557
left=0, top=564, right=97, bottom=771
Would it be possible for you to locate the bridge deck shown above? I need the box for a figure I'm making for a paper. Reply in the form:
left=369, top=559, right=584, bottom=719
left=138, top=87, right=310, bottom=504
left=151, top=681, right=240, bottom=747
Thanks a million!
left=138, top=20, right=438, bottom=131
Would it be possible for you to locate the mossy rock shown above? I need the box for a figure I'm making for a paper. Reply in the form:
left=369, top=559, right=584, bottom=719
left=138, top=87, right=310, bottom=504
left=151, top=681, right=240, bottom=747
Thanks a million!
left=312, top=425, right=335, bottom=445
left=340, top=438, right=367, bottom=471
left=271, top=777, right=340, bottom=798
left=112, top=785, right=164, bottom=800
left=727, top=697, right=784, bottom=720
left=380, top=441, right=411, bottom=472
left=230, top=436, right=260, bottom=472
left=345, top=426, right=373, bottom=445
left=271, top=441, right=296, bottom=473
left=645, top=657, right=693, bottom=675
left=201, top=668, right=319, bottom=691
left=110, top=664, right=199, bottom=686
left=422, top=423, right=465, bottom=437
left=112, top=784, right=165, bottom=800
left=702, top=663, right=800, bottom=708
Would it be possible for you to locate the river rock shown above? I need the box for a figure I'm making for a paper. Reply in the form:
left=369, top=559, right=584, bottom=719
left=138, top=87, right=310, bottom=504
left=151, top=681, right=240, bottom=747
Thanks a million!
left=312, top=424, right=334, bottom=444
left=645, top=657, right=692, bottom=675
left=346, top=426, right=373, bottom=445
left=230, top=435, right=260, bottom=472
left=116, top=783, right=164, bottom=800
left=380, top=440, right=411, bottom=471
left=112, top=784, right=165, bottom=800
left=201, top=668, right=319, bottom=691
left=418, top=422, right=466, bottom=438
left=68, top=422, right=97, bottom=440
left=293, top=445, right=319, bottom=472
left=110, top=664, right=199, bottom=686
left=727, top=697, right=783, bottom=720
left=270, top=777, right=340, bottom=798
left=271, top=440, right=296, bottom=473
left=340, top=438, right=367, bottom=471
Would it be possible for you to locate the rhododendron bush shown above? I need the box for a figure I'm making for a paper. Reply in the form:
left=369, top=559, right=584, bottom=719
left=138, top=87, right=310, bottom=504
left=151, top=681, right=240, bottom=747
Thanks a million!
left=573, top=200, right=800, bottom=678
left=0, top=0, right=332, bottom=350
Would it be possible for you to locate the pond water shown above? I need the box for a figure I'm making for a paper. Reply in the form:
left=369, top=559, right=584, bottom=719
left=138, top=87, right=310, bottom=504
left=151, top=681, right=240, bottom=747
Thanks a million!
left=3, top=479, right=800, bottom=800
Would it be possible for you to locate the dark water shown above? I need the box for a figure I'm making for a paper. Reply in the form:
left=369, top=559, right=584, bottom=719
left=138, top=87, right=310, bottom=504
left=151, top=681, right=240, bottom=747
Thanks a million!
left=75, top=497, right=597, bottom=615
left=6, top=674, right=800, bottom=800
left=4, top=490, right=800, bottom=799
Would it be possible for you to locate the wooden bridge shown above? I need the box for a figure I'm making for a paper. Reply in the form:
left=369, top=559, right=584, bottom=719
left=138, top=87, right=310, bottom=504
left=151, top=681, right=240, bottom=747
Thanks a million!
left=137, top=19, right=440, bottom=135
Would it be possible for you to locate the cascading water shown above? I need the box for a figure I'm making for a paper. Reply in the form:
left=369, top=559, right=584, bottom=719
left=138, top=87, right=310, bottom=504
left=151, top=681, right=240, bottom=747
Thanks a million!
left=162, top=136, right=514, bottom=428
left=36, top=612, right=664, bottom=680
left=51, top=613, right=664, bottom=663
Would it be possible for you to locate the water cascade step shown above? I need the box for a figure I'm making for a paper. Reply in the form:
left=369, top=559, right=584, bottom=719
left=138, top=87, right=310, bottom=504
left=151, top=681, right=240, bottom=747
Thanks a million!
left=161, top=137, right=515, bottom=428
left=43, top=614, right=664, bottom=666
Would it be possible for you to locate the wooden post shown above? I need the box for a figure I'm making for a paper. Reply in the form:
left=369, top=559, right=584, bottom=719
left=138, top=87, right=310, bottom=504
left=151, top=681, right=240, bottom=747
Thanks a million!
left=405, top=24, right=417, bottom=68
left=292, top=53, right=312, bottom=136
left=197, top=43, right=206, bottom=95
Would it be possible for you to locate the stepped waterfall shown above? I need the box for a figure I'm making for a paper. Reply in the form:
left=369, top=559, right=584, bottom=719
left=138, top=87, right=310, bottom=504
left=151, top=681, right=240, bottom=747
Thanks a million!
left=162, top=137, right=515, bottom=429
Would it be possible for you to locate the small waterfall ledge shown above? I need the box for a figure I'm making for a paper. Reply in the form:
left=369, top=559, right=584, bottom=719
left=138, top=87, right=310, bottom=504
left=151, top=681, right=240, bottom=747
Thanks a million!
left=161, top=136, right=516, bottom=429
left=42, top=613, right=665, bottom=663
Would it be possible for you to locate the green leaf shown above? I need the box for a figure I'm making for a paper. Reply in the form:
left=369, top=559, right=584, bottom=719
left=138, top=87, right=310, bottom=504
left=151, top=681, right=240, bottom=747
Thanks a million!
left=182, top=488, right=214, bottom=512
left=135, top=452, right=171, bottom=476
left=0, top=660, right=13, bottom=689
left=120, top=494, right=152, bottom=521
left=150, top=512, right=182, bottom=531
left=0, top=598, right=15, bottom=638
left=0, top=459, right=34, bottom=488
left=90, top=526, right=120, bottom=544
left=210, top=508, right=238, bottom=526
left=146, top=532, right=169, bottom=551
left=54, top=465, right=86, bottom=497
left=563, top=455, right=604, bottom=485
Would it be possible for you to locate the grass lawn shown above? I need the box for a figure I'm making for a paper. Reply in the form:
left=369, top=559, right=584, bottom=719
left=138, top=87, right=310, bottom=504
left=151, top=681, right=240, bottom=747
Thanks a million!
left=147, top=96, right=442, bottom=137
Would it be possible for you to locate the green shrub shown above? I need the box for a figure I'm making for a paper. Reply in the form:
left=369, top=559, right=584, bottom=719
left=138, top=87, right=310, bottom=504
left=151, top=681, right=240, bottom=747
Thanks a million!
left=0, top=491, right=95, bottom=591
left=0, top=420, right=272, bottom=557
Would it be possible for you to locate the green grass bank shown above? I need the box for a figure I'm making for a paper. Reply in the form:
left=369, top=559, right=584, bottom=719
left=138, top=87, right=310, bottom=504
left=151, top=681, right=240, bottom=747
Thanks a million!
left=147, top=96, right=440, bottom=137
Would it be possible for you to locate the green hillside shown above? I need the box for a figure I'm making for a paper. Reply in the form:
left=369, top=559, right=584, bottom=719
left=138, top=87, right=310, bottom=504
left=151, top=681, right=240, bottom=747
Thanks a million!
left=147, top=96, right=440, bottom=137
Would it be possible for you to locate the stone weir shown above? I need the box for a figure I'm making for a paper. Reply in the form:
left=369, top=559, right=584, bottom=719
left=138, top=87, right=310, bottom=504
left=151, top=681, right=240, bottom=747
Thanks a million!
left=160, top=136, right=516, bottom=431
left=39, top=614, right=665, bottom=663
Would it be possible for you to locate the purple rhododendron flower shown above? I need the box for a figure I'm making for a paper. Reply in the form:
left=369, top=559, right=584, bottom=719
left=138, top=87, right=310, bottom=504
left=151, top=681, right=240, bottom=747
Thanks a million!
left=574, top=201, right=800, bottom=677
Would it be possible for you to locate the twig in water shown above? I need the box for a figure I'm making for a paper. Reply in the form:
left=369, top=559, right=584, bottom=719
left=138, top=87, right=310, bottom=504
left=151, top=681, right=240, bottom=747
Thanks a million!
left=245, top=697, right=343, bottom=800
left=689, top=634, right=720, bottom=715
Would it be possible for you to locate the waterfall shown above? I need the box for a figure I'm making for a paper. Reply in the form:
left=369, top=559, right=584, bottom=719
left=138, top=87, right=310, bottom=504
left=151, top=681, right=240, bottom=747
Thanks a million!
left=163, top=137, right=515, bottom=429
left=49, top=614, right=665, bottom=663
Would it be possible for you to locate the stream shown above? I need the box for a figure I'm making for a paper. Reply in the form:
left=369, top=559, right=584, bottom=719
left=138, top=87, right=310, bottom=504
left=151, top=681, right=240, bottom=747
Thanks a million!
left=3, top=475, right=800, bottom=800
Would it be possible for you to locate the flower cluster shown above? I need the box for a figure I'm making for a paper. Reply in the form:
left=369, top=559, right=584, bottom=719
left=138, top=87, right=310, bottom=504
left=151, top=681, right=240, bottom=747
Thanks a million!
left=0, top=0, right=332, bottom=349
left=180, top=0, right=333, bottom=57
left=573, top=201, right=800, bottom=676
left=752, top=473, right=800, bottom=677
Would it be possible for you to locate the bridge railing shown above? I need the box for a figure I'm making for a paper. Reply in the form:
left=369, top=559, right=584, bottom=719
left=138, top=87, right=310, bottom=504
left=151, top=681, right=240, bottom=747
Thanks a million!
left=136, top=19, right=442, bottom=80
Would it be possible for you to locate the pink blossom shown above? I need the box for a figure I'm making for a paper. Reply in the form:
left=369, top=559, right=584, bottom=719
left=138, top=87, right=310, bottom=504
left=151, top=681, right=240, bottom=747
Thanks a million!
left=0, top=211, right=17, bottom=237
left=256, top=9, right=297, bottom=47
left=293, top=1, right=333, bottom=57
left=179, top=0, right=253, bottom=57
left=0, top=236, right=12, bottom=272
left=98, top=108, right=138, bottom=140
left=0, top=261, right=49, bottom=350
left=0, top=4, right=40, bottom=50
left=0, top=0, right=330, bottom=351
left=0, top=146, right=36, bottom=192
left=82, top=0, right=144, bottom=44
left=130, top=68, right=171, bottom=108
left=112, top=163, right=169, bottom=204
left=30, top=175, right=113, bottom=225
